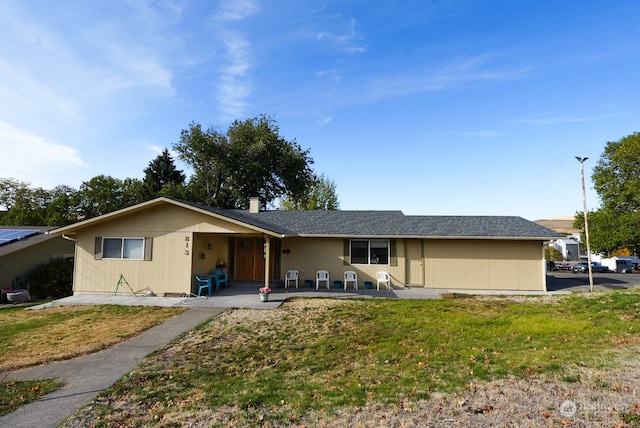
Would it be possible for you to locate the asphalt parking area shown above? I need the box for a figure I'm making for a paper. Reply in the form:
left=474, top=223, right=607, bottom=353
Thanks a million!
left=547, top=272, right=640, bottom=292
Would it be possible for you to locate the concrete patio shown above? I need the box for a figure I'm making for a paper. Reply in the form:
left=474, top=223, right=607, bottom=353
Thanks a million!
left=23, top=279, right=574, bottom=311
left=9, top=272, right=640, bottom=312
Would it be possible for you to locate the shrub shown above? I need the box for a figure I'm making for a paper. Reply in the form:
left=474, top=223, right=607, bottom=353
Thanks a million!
left=29, top=260, right=73, bottom=299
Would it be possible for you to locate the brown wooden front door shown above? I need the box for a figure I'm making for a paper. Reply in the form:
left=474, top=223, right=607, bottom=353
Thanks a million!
left=234, top=237, right=265, bottom=281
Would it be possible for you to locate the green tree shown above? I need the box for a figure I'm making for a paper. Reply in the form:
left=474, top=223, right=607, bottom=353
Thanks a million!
left=45, top=185, right=79, bottom=226
left=575, top=132, right=640, bottom=255
left=280, top=173, right=340, bottom=210
left=141, top=149, right=186, bottom=201
left=592, top=132, right=640, bottom=212
left=76, top=175, right=143, bottom=219
left=174, top=115, right=314, bottom=208
left=544, top=246, right=563, bottom=262
left=574, top=209, right=640, bottom=256
left=0, top=178, right=49, bottom=225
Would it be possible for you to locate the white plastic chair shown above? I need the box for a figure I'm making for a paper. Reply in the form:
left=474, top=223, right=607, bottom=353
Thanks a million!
left=285, top=269, right=299, bottom=288
left=376, top=271, right=391, bottom=290
left=316, top=270, right=330, bottom=290
left=344, top=271, right=358, bottom=290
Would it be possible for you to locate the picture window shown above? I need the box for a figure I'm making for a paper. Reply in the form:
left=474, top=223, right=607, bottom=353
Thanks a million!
left=350, top=240, right=389, bottom=265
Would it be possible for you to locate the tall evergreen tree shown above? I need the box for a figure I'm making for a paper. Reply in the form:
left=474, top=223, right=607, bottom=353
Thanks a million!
left=141, top=149, right=186, bottom=201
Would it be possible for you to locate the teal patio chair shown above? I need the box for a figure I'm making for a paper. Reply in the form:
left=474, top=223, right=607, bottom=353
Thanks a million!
left=209, top=269, right=229, bottom=290
left=195, top=275, right=213, bottom=297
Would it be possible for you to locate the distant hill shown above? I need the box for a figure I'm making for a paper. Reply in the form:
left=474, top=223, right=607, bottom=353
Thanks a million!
left=534, top=216, right=579, bottom=235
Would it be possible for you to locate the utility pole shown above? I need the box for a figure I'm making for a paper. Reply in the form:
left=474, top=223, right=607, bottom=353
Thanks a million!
left=576, top=157, right=594, bottom=292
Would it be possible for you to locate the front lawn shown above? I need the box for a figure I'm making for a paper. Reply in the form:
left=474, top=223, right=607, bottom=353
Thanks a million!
left=0, top=304, right=186, bottom=416
left=62, top=291, right=640, bottom=427
left=0, top=304, right=186, bottom=372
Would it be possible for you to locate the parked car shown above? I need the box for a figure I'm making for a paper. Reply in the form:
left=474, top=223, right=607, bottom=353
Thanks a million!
left=571, top=262, right=610, bottom=273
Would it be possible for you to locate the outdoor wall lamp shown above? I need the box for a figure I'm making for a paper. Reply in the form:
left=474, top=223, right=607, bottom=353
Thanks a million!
left=200, top=252, right=205, bottom=260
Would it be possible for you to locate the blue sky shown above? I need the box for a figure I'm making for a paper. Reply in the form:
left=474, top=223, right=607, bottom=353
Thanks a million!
left=1, top=1, right=639, bottom=220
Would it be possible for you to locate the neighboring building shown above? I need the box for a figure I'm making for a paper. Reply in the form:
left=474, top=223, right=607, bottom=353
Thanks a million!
left=535, top=216, right=585, bottom=262
left=0, top=226, right=75, bottom=291
left=548, top=236, right=581, bottom=261
left=50, top=197, right=564, bottom=295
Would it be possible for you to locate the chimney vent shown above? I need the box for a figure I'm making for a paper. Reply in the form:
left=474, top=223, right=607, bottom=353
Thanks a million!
left=249, top=197, right=261, bottom=213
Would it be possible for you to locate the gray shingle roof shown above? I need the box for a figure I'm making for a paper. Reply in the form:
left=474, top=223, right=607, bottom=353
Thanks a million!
left=182, top=200, right=564, bottom=239
left=399, top=216, right=566, bottom=238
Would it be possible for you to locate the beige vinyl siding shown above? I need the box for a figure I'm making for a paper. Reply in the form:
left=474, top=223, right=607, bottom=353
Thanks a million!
left=0, top=237, right=75, bottom=292
left=424, top=239, right=545, bottom=291
left=280, top=237, right=407, bottom=287
left=66, top=199, right=549, bottom=294
left=72, top=204, right=259, bottom=296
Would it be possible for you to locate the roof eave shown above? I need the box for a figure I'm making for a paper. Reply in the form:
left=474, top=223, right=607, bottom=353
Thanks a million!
left=49, top=197, right=284, bottom=238
left=292, top=234, right=559, bottom=240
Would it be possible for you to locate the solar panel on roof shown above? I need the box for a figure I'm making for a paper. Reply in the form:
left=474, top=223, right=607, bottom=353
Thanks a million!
left=0, top=229, right=41, bottom=246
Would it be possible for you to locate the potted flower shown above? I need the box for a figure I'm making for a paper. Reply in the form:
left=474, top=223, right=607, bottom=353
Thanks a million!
left=258, top=287, right=272, bottom=302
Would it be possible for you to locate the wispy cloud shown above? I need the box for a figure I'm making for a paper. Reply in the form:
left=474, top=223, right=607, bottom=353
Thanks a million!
left=0, top=1, right=188, bottom=186
left=313, top=111, right=334, bottom=126
left=316, top=69, right=342, bottom=83
left=213, top=0, right=260, bottom=21
left=0, top=2, right=180, bottom=125
left=216, top=31, right=252, bottom=119
left=514, top=111, right=626, bottom=125
left=434, top=130, right=504, bottom=138
left=316, top=18, right=367, bottom=54
left=0, top=120, right=86, bottom=186
left=356, top=55, right=530, bottom=102
left=211, top=0, right=260, bottom=120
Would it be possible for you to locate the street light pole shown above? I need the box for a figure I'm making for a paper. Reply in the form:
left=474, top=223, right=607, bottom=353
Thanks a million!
left=576, top=156, right=594, bottom=292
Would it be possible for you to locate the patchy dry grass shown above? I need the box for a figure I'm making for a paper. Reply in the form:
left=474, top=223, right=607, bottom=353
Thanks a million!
left=0, top=378, right=62, bottom=417
left=61, top=291, right=640, bottom=427
left=0, top=305, right=186, bottom=372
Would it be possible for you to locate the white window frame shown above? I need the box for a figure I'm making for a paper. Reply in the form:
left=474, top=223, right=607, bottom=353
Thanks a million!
left=350, top=239, right=390, bottom=265
left=102, top=237, right=145, bottom=260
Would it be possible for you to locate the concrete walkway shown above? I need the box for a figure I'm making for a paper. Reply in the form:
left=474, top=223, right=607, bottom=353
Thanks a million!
left=0, top=307, right=223, bottom=428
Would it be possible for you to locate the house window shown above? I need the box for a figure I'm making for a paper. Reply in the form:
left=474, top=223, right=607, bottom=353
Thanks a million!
left=350, top=240, right=389, bottom=265
left=103, top=237, right=145, bottom=260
